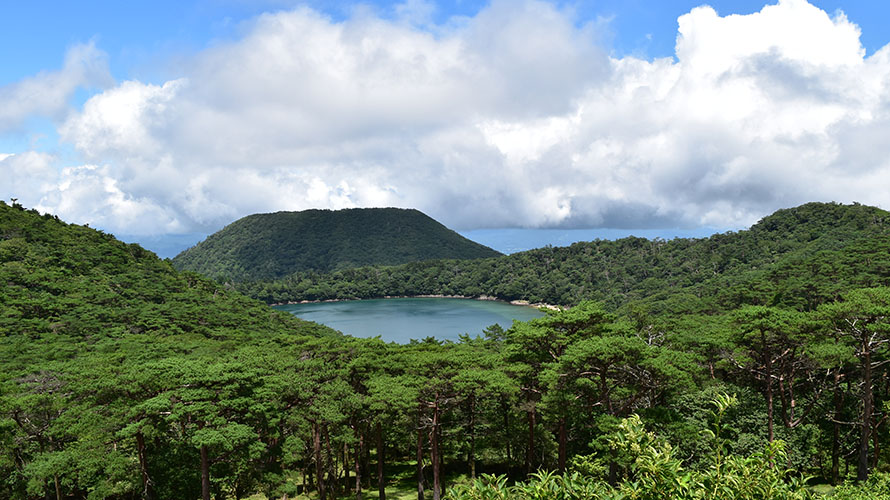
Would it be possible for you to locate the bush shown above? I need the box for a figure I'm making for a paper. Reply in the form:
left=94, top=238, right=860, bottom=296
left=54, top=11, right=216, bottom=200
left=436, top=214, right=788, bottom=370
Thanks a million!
left=446, top=394, right=817, bottom=500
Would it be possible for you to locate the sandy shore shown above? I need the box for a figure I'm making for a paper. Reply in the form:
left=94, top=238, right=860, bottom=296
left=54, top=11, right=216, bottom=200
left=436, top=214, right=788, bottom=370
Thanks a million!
left=269, top=294, right=563, bottom=311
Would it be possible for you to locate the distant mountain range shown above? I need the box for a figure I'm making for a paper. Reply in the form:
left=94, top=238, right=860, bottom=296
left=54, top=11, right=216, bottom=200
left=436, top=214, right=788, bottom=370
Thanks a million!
left=171, top=208, right=501, bottom=281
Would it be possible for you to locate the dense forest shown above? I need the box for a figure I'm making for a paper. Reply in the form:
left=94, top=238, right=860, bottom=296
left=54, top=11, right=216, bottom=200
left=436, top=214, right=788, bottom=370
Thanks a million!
left=235, top=203, right=890, bottom=315
left=4, top=200, right=890, bottom=499
left=172, top=208, right=501, bottom=281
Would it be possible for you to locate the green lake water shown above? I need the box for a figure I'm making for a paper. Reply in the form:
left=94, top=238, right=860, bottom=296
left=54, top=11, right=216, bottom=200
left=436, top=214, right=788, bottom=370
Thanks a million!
left=273, top=297, right=546, bottom=343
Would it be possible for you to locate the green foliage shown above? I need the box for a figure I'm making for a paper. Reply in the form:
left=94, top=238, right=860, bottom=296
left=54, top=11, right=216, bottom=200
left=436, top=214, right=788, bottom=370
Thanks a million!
left=5, top=200, right=890, bottom=499
left=447, top=409, right=817, bottom=500
left=446, top=471, right=613, bottom=500
left=831, top=473, right=890, bottom=499
left=0, top=201, right=335, bottom=499
left=240, top=202, right=890, bottom=310
left=172, top=207, right=501, bottom=280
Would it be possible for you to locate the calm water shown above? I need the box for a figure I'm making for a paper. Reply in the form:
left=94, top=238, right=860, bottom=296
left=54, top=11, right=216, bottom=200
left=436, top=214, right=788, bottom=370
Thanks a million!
left=274, top=297, right=545, bottom=343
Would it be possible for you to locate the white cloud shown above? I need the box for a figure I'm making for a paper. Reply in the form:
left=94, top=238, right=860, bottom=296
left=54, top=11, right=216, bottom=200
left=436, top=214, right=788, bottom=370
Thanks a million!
left=37, top=164, right=185, bottom=234
left=0, top=42, right=112, bottom=132
left=60, top=79, right=185, bottom=159
left=20, top=0, right=890, bottom=235
left=0, top=151, right=59, bottom=207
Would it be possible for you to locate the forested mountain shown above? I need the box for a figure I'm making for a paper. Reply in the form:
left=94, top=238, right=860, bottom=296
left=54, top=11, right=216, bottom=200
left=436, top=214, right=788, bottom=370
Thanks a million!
left=5, top=200, right=890, bottom=500
left=240, top=202, right=890, bottom=313
left=0, top=201, right=336, bottom=498
left=172, top=208, right=501, bottom=280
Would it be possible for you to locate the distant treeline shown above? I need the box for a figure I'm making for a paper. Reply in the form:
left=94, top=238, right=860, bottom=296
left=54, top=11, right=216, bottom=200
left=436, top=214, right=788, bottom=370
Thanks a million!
left=237, top=202, right=890, bottom=315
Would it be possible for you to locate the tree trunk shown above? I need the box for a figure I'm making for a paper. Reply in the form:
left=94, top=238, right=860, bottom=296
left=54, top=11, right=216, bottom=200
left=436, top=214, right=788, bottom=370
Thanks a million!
left=500, top=400, right=512, bottom=464
left=344, top=441, right=350, bottom=493
left=355, top=432, right=363, bottom=500
left=53, top=474, right=62, bottom=500
left=314, top=423, right=326, bottom=500
left=766, top=377, right=775, bottom=443
left=376, top=422, right=386, bottom=500
left=362, top=428, right=371, bottom=490
left=764, top=333, right=775, bottom=444
left=468, top=395, right=476, bottom=479
left=438, top=422, right=445, bottom=494
left=431, top=398, right=441, bottom=500
left=608, top=455, right=618, bottom=486
left=200, top=445, right=211, bottom=500
left=526, top=407, right=536, bottom=476
left=416, top=422, right=424, bottom=500
left=558, top=417, right=567, bottom=473
left=136, top=431, right=155, bottom=500
left=859, top=349, right=872, bottom=481
left=831, top=371, right=842, bottom=485
left=325, top=426, right=338, bottom=498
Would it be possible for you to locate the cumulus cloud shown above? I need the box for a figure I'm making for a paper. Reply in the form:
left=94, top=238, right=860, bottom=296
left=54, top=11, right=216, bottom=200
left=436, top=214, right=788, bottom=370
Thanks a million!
left=36, top=164, right=185, bottom=233
left=0, top=153, right=182, bottom=234
left=0, top=151, right=59, bottom=207
left=22, top=0, right=890, bottom=235
left=0, top=42, right=112, bottom=132
left=59, top=79, right=185, bottom=159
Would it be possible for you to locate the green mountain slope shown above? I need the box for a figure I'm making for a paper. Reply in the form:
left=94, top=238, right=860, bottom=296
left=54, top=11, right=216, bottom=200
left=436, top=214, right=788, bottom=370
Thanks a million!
left=0, top=201, right=338, bottom=498
left=172, top=207, right=501, bottom=280
left=239, top=202, right=890, bottom=312
left=0, top=201, right=334, bottom=349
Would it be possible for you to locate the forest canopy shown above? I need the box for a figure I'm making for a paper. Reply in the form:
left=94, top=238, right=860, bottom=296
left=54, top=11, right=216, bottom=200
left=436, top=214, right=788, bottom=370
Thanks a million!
left=3, top=200, right=890, bottom=499
left=171, top=208, right=502, bottom=281
left=237, top=202, right=890, bottom=317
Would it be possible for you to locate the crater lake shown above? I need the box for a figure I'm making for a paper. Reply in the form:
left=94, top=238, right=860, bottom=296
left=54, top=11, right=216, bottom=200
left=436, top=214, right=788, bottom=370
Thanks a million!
left=273, top=297, right=546, bottom=343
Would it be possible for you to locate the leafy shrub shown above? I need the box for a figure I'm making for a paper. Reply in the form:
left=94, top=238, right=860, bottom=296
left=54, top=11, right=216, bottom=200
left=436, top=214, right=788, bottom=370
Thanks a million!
left=446, top=394, right=817, bottom=500
left=830, top=472, right=890, bottom=500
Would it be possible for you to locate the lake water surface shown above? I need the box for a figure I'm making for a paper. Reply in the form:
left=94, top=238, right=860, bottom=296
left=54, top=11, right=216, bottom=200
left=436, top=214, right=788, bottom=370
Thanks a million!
left=274, top=297, right=546, bottom=343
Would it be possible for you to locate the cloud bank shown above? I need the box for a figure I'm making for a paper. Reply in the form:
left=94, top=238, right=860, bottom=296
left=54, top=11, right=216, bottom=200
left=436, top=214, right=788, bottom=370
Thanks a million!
left=4, top=0, right=890, bottom=235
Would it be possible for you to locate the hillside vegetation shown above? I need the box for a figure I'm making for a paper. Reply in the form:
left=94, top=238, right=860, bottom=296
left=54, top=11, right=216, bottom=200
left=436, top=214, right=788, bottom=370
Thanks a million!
left=0, top=201, right=336, bottom=498
left=172, top=208, right=501, bottom=280
left=4, top=201, right=890, bottom=500
left=240, top=202, right=890, bottom=313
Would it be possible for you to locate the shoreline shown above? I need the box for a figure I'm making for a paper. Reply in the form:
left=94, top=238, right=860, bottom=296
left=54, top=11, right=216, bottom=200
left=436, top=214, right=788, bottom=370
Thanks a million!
left=268, top=294, right=562, bottom=311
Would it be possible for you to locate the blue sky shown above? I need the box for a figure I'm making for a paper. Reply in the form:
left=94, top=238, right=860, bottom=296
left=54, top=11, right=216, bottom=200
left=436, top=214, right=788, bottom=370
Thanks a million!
left=5, top=1, right=889, bottom=86
left=5, top=1, right=889, bottom=77
left=3, top=0, right=890, bottom=256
